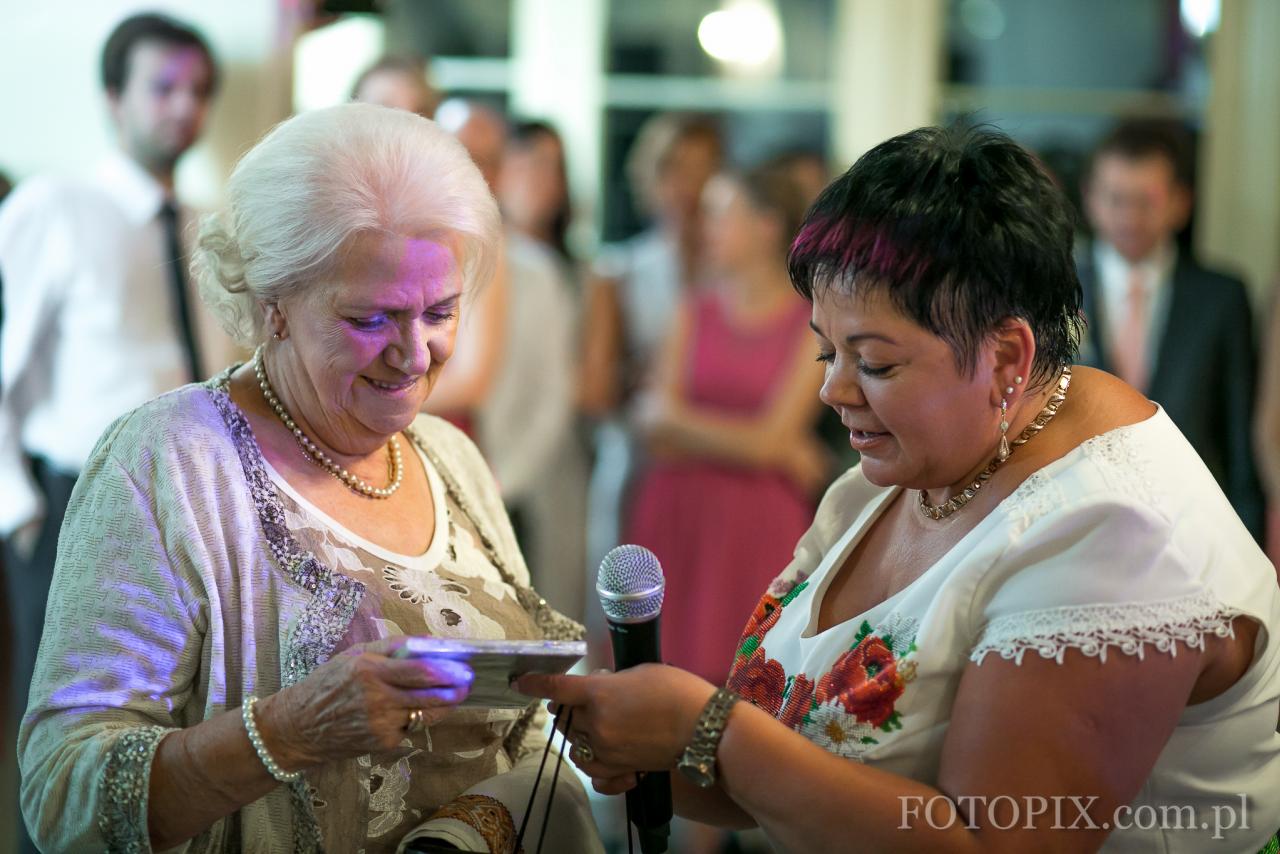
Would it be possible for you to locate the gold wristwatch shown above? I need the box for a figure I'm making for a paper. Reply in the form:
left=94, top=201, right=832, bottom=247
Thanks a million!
left=676, top=687, right=739, bottom=788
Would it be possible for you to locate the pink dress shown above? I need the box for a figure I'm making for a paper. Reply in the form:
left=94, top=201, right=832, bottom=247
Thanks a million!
left=625, top=289, right=816, bottom=684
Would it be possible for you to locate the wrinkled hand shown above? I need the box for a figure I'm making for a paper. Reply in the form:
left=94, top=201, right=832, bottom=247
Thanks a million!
left=257, top=637, right=473, bottom=770
left=516, top=664, right=715, bottom=795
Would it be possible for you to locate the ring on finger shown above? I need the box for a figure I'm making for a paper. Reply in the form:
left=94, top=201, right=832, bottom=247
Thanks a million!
left=569, top=738, right=595, bottom=764
left=405, top=708, right=427, bottom=734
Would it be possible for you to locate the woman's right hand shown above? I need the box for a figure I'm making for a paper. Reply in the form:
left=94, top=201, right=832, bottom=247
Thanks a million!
left=254, top=637, right=474, bottom=770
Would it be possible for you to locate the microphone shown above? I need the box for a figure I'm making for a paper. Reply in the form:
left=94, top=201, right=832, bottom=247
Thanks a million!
left=597, top=544, right=672, bottom=854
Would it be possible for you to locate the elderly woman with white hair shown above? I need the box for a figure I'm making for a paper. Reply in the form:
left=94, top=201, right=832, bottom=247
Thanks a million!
left=17, top=104, right=600, bottom=853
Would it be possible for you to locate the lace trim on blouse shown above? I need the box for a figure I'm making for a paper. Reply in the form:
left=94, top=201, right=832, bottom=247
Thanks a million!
left=99, top=725, right=175, bottom=853
left=210, top=378, right=357, bottom=852
left=971, top=589, right=1240, bottom=665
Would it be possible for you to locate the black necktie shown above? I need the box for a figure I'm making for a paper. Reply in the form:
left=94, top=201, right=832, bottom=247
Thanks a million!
left=159, top=200, right=202, bottom=382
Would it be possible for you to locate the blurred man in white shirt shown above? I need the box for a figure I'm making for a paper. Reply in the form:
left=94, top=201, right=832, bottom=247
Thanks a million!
left=0, top=18, right=230, bottom=826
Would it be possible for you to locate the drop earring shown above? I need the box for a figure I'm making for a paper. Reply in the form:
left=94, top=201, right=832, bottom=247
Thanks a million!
left=998, top=398, right=1010, bottom=462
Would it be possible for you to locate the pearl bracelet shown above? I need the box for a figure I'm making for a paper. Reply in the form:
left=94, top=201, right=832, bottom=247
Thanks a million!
left=242, top=695, right=302, bottom=783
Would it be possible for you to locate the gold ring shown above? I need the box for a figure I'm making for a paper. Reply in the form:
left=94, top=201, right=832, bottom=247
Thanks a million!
left=569, top=739, right=595, bottom=764
left=405, top=708, right=427, bottom=733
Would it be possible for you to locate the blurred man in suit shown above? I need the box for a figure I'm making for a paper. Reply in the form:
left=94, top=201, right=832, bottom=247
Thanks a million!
left=1078, top=119, right=1264, bottom=541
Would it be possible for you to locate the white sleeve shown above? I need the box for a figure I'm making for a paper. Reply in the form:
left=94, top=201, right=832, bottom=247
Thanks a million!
left=0, top=179, right=75, bottom=535
left=969, top=496, right=1240, bottom=665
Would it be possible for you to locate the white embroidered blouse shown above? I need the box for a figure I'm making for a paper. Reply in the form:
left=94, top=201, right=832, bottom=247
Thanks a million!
left=727, top=406, right=1280, bottom=853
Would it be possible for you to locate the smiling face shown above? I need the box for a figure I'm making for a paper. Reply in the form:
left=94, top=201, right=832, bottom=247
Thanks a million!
left=811, top=288, right=1004, bottom=491
left=272, top=231, right=462, bottom=453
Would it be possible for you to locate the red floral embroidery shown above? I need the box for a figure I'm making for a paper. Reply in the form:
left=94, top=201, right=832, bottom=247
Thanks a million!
left=726, top=646, right=787, bottom=717
left=815, top=636, right=906, bottom=728
left=741, top=594, right=783, bottom=644
left=778, top=673, right=815, bottom=729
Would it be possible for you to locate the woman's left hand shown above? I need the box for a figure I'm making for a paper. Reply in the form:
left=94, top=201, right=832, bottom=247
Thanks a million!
left=516, top=664, right=716, bottom=793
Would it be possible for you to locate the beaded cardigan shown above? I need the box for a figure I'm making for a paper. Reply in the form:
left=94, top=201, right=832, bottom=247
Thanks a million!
left=17, top=374, right=592, bottom=853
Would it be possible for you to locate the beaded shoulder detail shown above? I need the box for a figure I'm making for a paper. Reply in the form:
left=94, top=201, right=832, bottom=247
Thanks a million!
left=207, top=381, right=365, bottom=687
left=971, top=589, right=1239, bottom=665
left=207, top=375, right=358, bottom=851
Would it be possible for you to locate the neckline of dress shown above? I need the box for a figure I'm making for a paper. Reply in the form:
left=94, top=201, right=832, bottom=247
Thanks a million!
left=260, top=434, right=449, bottom=568
left=798, top=404, right=1169, bottom=641
left=210, top=366, right=450, bottom=566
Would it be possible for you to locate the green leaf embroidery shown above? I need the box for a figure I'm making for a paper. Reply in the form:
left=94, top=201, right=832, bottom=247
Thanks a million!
left=879, top=711, right=904, bottom=733
left=738, top=635, right=760, bottom=659
left=850, top=620, right=874, bottom=650
left=779, top=579, right=810, bottom=608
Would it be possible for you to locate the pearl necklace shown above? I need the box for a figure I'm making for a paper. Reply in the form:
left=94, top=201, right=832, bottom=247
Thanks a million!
left=253, top=345, right=404, bottom=499
left=919, top=366, right=1071, bottom=521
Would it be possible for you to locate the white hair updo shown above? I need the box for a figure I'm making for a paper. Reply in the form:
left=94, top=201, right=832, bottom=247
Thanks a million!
left=193, top=102, right=501, bottom=348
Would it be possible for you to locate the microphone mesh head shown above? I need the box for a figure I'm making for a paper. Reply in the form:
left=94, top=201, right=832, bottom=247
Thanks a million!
left=597, top=544, right=665, bottom=623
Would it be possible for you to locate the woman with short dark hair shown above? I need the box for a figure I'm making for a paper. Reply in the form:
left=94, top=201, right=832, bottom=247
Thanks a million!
left=521, top=125, right=1280, bottom=853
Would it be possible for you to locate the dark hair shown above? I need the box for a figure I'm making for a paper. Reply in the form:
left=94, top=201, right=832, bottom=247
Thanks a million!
left=1090, top=118, right=1193, bottom=189
left=510, top=120, right=573, bottom=261
left=788, top=124, right=1082, bottom=387
left=101, top=13, right=218, bottom=96
left=735, top=161, right=811, bottom=264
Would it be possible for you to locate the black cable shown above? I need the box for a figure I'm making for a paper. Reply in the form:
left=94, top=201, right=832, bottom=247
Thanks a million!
left=625, top=789, right=634, bottom=854
left=535, top=706, right=574, bottom=853
left=514, top=703, right=565, bottom=851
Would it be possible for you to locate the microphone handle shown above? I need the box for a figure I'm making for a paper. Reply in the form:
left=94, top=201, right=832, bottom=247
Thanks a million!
left=606, top=617, right=662, bottom=670
left=627, top=774, right=672, bottom=852
left=606, top=616, right=673, bottom=852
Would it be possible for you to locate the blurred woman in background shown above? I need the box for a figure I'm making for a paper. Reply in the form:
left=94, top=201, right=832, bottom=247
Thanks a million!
left=493, top=119, right=592, bottom=621
left=580, top=113, right=723, bottom=574
left=500, top=120, right=575, bottom=271
left=625, top=162, right=826, bottom=686
left=619, top=161, right=828, bottom=854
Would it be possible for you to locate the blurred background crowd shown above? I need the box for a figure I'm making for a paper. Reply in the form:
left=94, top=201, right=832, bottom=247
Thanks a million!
left=1, top=1, right=1278, bottom=851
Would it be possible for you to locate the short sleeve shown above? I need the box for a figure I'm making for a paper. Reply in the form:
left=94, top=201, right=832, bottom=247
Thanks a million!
left=969, top=496, right=1241, bottom=666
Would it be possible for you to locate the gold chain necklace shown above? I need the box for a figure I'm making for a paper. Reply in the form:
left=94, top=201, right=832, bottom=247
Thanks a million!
left=253, top=345, right=404, bottom=499
left=919, top=366, right=1071, bottom=521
